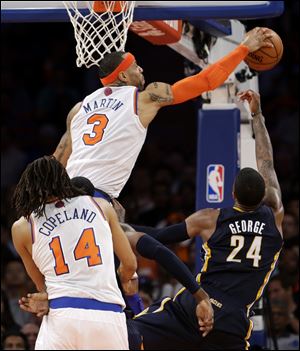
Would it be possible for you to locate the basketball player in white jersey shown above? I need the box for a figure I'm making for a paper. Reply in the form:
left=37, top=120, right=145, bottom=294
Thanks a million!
left=11, top=156, right=137, bottom=350
left=54, top=27, right=272, bottom=202
left=52, top=28, right=274, bottom=247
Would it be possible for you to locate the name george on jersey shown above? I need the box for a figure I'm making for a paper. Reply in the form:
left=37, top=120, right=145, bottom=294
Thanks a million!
left=83, top=98, right=124, bottom=113
left=37, top=207, right=97, bottom=236
left=229, top=220, right=266, bottom=235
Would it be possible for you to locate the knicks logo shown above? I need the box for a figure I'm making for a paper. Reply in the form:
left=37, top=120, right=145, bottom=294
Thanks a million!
left=206, top=164, right=224, bottom=203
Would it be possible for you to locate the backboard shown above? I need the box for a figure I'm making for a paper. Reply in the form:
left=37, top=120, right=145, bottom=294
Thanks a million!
left=1, top=1, right=284, bottom=23
left=1, top=1, right=285, bottom=66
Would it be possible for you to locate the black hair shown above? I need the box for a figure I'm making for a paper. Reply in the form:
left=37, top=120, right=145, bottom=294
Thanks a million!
left=12, top=156, right=86, bottom=219
left=2, top=327, right=29, bottom=350
left=234, top=167, right=265, bottom=207
left=71, top=177, right=95, bottom=197
left=268, top=274, right=288, bottom=288
left=270, top=298, right=289, bottom=313
left=98, top=51, right=126, bottom=78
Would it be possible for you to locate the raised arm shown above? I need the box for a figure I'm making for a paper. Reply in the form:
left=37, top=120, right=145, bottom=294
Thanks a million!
left=138, top=27, right=273, bottom=127
left=11, top=218, right=46, bottom=292
left=237, top=90, right=284, bottom=228
left=53, top=101, right=81, bottom=167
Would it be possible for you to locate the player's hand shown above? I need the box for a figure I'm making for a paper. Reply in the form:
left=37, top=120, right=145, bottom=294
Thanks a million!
left=242, top=27, right=273, bottom=52
left=19, top=292, right=49, bottom=317
left=237, top=89, right=261, bottom=116
left=196, top=298, right=214, bottom=337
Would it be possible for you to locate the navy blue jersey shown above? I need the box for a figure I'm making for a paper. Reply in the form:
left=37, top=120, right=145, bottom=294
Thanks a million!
left=200, top=205, right=283, bottom=309
left=133, top=205, right=283, bottom=350
left=194, top=204, right=283, bottom=339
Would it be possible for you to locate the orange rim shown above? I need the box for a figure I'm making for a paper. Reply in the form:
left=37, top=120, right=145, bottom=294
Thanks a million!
left=93, top=1, right=123, bottom=13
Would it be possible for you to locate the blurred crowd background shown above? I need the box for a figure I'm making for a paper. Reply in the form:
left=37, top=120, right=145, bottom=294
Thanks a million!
left=1, top=1, right=299, bottom=350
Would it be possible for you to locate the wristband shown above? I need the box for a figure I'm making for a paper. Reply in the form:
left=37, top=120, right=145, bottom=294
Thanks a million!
left=251, top=110, right=262, bottom=117
left=125, top=294, right=145, bottom=315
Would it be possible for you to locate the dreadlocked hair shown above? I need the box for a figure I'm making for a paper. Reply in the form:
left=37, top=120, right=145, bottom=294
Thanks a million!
left=12, top=155, right=86, bottom=220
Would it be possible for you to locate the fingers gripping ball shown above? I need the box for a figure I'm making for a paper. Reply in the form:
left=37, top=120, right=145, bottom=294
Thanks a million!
left=244, top=28, right=283, bottom=71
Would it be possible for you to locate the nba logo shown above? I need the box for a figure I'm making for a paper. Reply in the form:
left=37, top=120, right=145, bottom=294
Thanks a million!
left=206, top=164, right=224, bottom=203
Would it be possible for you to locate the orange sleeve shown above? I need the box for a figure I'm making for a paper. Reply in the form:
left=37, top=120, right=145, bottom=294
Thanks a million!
left=171, top=44, right=249, bottom=105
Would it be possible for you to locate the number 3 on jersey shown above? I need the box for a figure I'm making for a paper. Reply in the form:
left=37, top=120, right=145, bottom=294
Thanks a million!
left=83, top=113, right=109, bottom=145
left=49, top=228, right=102, bottom=275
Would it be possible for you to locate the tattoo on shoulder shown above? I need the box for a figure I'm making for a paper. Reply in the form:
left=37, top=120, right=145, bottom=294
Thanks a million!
left=148, top=83, right=173, bottom=103
left=166, top=84, right=171, bottom=95
left=148, top=93, right=173, bottom=103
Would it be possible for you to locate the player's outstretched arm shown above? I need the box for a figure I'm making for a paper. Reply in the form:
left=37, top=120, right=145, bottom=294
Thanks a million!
left=237, top=90, right=284, bottom=225
left=171, top=27, right=273, bottom=105
left=127, top=230, right=214, bottom=331
left=53, top=101, right=81, bottom=166
left=185, top=208, right=220, bottom=242
left=127, top=231, right=208, bottom=297
left=138, top=28, right=273, bottom=127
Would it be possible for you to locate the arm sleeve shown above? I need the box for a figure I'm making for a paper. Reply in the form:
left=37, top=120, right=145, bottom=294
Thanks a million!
left=130, top=222, right=189, bottom=245
left=136, top=235, right=199, bottom=295
left=171, top=44, right=249, bottom=105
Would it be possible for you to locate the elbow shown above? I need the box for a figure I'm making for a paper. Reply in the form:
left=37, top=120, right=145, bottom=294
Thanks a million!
left=208, top=73, right=229, bottom=90
left=128, top=257, right=138, bottom=275
left=124, top=255, right=138, bottom=277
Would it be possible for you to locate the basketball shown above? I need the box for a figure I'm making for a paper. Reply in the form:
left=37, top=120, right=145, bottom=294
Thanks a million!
left=244, top=28, right=283, bottom=71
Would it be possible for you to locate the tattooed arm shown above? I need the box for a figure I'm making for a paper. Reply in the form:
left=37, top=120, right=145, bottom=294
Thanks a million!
left=138, top=82, right=173, bottom=127
left=238, top=90, right=284, bottom=230
left=53, top=102, right=81, bottom=167
left=145, top=82, right=173, bottom=105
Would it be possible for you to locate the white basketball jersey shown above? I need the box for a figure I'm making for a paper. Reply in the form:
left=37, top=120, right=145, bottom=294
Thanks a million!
left=31, top=196, right=125, bottom=308
left=66, top=86, right=147, bottom=198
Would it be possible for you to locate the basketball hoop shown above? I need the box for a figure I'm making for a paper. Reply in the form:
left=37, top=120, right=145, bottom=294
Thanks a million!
left=63, top=1, right=135, bottom=68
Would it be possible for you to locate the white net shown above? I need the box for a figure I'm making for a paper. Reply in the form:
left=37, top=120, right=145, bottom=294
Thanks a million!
left=63, top=1, right=135, bottom=68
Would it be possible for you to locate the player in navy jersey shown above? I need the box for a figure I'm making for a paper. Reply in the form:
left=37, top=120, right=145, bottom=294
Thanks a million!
left=126, top=89, right=284, bottom=350
left=18, top=90, right=284, bottom=350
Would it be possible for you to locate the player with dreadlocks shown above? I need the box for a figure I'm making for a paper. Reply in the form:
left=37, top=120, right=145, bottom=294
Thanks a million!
left=12, top=155, right=86, bottom=219
left=11, top=155, right=137, bottom=350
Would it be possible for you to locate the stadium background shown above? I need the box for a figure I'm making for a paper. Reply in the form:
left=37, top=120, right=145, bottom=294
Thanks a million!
left=1, top=1, right=299, bottom=349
